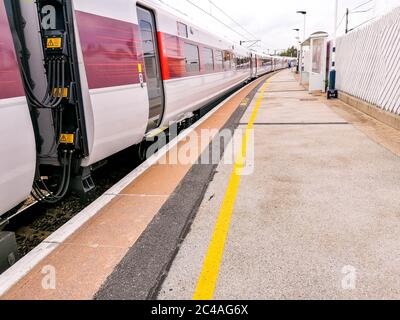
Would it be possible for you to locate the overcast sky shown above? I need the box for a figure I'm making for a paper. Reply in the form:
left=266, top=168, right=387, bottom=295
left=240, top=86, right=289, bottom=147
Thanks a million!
left=162, top=0, right=400, bottom=52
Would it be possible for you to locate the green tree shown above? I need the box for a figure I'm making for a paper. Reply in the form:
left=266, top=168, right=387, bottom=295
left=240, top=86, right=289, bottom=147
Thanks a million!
left=279, top=46, right=298, bottom=57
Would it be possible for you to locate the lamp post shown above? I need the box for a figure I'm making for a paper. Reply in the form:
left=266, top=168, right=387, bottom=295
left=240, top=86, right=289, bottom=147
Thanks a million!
left=296, top=10, right=307, bottom=41
left=333, top=0, right=338, bottom=62
left=296, top=10, right=307, bottom=82
left=293, top=28, right=300, bottom=72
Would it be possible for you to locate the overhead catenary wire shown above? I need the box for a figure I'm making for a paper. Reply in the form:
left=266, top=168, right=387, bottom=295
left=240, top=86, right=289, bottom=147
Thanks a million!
left=170, top=0, right=270, bottom=51
left=156, top=0, right=188, bottom=17
left=156, top=0, right=249, bottom=47
left=185, top=0, right=252, bottom=42
left=348, top=16, right=377, bottom=32
left=344, top=0, right=377, bottom=34
left=351, top=7, right=374, bottom=14
left=207, top=0, right=259, bottom=40
left=336, top=12, right=347, bottom=30
left=204, top=0, right=270, bottom=50
left=351, top=0, right=374, bottom=12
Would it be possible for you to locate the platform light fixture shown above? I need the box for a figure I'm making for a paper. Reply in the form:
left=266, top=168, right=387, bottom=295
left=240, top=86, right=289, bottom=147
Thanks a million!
left=293, top=28, right=301, bottom=73
left=296, top=11, right=307, bottom=83
left=296, top=10, right=307, bottom=41
left=293, top=28, right=300, bottom=42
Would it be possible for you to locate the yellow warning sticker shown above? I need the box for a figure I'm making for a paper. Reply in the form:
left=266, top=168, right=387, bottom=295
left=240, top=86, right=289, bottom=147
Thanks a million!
left=47, top=38, right=62, bottom=49
left=138, top=63, right=142, bottom=73
left=60, top=134, right=74, bottom=144
left=53, top=88, right=69, bottom=98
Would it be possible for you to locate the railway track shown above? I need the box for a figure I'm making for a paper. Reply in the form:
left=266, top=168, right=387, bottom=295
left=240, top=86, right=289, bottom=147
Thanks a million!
left=4, top=145, right=143, bottom=256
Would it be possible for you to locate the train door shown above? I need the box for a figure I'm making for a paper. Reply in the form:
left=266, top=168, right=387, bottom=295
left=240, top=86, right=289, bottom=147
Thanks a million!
left=251, top=53, right=256, bottom=78
left=254, top=54, right=257, bottom=77
left=137, top=6, right=165, bottom=132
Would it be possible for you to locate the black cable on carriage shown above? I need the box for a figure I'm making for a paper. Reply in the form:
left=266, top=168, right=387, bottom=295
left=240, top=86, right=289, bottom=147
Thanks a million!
left=18, top=55, right=66, bottom=110
left=19, top=60, right=54, bottom=109
left=41, top=59, right=53, bottom=104
left=42, top=59, right=56, bottom=105
left=52, top=60, right=66, bottom=108
left=31, top=150, right=74, bottom=204
left=35, top=152, right=68, bottom=198
left=47, top=59, right=61, bottom=107
left=31, top=152, right=68, bottom=202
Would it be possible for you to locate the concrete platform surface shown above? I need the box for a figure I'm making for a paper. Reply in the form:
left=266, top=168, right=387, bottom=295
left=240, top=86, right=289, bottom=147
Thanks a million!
left=2, top=69, right=399, bottom=301
left=159, top=69, right=400, bottom=300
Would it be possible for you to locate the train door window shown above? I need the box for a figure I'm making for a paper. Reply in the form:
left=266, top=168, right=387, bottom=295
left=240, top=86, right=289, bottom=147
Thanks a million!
left=262, top=58, right=268, bottom=67
left=177, top=22, right=188, bottom=38
left=184, top=43, right=200, bottom=73
left=137, top=6, right=165, bottom=132
left=237, top=56, right=250, bottom=70
left=231, top=54, right=236, bottom=70
left=236, top=56, right=241, bottom=69
left=214, top=50, right=223, bottom=72
left=223, top=51, right=231, bottom=71
left=246, top=57, right=251, bottom=69
left=140, top=20, right=157, bottom=79
left=204, top=47, right=214, bottom=72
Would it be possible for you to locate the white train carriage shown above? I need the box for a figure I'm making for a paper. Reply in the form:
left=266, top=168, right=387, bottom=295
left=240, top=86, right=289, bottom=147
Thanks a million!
left=252, top=54, right=290, bottom=78
left=0, top=1, right=36, bottom=216
left=72, top=0, right=253, bottom=167
left=2, top=0, right=288, bottom=208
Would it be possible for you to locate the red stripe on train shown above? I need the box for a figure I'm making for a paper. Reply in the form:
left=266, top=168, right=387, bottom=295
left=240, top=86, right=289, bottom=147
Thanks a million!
left=75, top=11, right=247, bottom=90
left=75, top=11, right=144, bottom=89
left=0, top=1, right=25, bottom=99
left=157, top=32, right=170, bottom=81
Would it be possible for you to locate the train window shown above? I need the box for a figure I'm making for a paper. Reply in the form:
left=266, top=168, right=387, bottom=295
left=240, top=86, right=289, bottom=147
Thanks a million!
left=139, top=20, right=157, bottom=79
left=184, top=43, right=200, bottom=73
left=236, top=56, right=250, bottom=70
left=178, top=22, right=188, bottom=38
left=203, top=47, right=214, bottom=72
left=262, top=58, right=272, bottom=67
left=223, top=51, right=231, bottom=71
left=231, top=54, right=236, bottom=70
left=214, top=50, right=223, bottom=71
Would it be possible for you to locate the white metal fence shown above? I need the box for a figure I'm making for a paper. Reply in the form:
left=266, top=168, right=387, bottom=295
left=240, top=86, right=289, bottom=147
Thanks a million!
left=336, top=7, right=400, bottom=115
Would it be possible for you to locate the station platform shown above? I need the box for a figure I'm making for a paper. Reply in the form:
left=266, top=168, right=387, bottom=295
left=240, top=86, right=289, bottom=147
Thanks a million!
left=1, top=69, right=400, bottom=300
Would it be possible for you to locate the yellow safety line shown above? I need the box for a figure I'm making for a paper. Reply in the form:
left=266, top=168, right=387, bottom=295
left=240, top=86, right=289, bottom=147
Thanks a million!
left=193, top=77, right=272, bottom=300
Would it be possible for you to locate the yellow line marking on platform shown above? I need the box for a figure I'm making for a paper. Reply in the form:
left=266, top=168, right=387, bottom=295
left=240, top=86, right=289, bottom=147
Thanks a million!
left=193, top=78, right=272, bottom=300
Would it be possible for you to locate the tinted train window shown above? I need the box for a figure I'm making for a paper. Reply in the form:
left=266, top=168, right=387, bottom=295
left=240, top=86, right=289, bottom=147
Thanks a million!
left=184, top=43, right=200, bottom=73
left=139, top=20, right=157, bottom=79
left=204, top=47, right=214, bottom=72
left=231, top=54, right=236, bottom=70
left=262, top=58, right=272, bottom=67
left=236, top=56, right=250, bottom=70
left=223, top=51, right=231, bottom=71
left=214, top=50, right=223, bottom=71
left=178, top=22, right=188, bottom=38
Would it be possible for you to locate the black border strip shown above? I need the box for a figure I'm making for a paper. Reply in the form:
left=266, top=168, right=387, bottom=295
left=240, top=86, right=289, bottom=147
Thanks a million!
left=95, top=74, right=273, bottom=300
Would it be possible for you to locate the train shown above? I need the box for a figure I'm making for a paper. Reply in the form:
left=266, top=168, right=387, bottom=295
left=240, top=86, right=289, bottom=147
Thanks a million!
left=0, top=0, right=294, bottom=217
